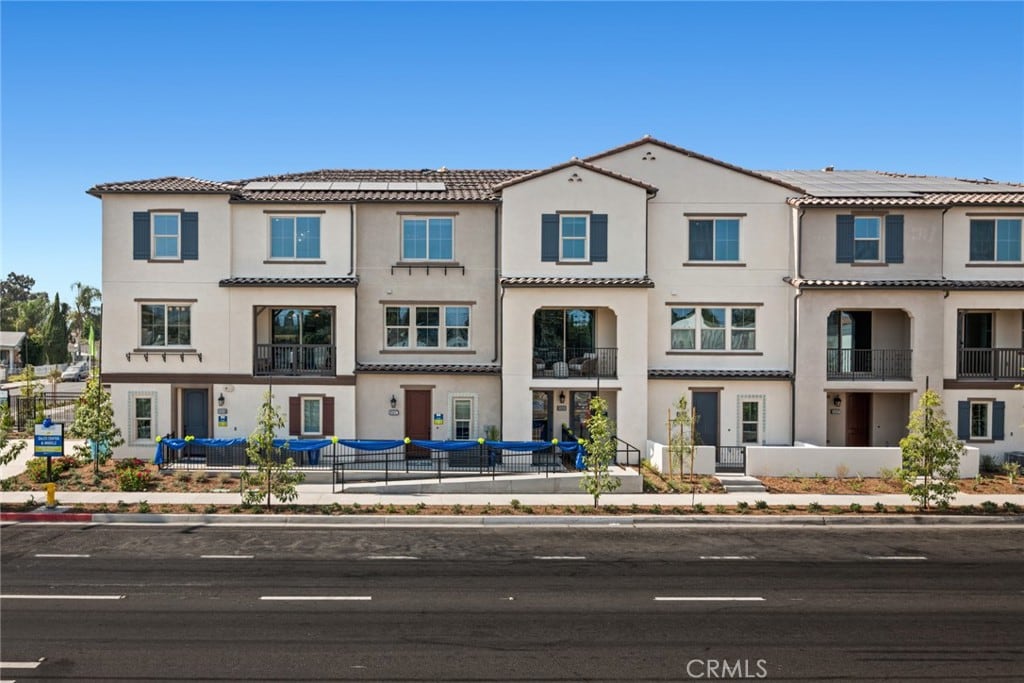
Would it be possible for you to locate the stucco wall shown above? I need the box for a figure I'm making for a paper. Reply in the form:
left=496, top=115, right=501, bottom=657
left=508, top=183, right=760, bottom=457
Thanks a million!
left=355, top=374, right=500, bottom=440
left=230, top=203, right=353, bottom=279
left=942, top=207, right=1024, bottom=278
left=747, top=444, right=980, bottom=478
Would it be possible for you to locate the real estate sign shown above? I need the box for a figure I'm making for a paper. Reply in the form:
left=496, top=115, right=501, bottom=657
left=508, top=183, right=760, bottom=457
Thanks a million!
left=34, top=420, right=64, bottom=457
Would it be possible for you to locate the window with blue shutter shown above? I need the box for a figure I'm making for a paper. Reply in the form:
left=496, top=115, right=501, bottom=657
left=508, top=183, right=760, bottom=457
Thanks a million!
left=133, top=212, right=151, bottom=260
left=993, top=401, right=1005, bottom=440
left=835, top=215, right=855, bottom=263
left=957, top=401, right=970, bottom=440
left=541, top=214, right=559, bottom=262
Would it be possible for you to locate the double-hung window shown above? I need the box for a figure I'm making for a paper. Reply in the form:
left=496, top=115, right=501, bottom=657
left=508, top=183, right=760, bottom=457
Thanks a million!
left=853, top=217, right=881, bottom=261
left=270, top=216, right=321, bottom=259
left=152, top=214, right=181, bottom=259
left=301, top=396, right=322, bottom=436
left=129, top=393, right=156, bottom=444
left=740, top=400, right=760, bottom=444
left=140, top=303, right=191, bottom=347
left=385, top=305, right=470, bottom=349
left=670, top=306, right=756, bottom=351
left=688, top=218, right=740, bottom=261
left=452, top=396, right=475, bottom=440
left=560, top=215, right=589, bottom=261
left=970, top=218, right=1022, bottom=262
left=402, top=217, right=453, bottom=261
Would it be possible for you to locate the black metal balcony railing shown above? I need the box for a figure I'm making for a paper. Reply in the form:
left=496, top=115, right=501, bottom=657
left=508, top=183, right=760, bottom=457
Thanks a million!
left=826, top=348, right=912, bottom=380
left=533, top=347, right=617, bottom=378
left=958, top=347, right=1024, bottom=380
left=254, top=343, right=335, bottom=376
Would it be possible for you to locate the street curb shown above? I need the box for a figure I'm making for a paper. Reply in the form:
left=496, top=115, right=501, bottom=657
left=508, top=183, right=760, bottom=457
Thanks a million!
left=3, top=512, right=1022, bottom=526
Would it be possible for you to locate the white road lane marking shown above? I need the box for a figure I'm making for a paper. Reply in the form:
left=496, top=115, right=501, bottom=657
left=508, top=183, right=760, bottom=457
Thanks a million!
left=866, top=555, right=928, bottom=560
left=201, top=555, right=254, bottom=559
left=0, top=660, right=42, bottom=668
left=35, top=554, right=90, bottom=558
left=365, top=555, right=418, bottom=560
left=700, top=555, right=755, bottom=560
left=1, top=594, right=125, bottom=600
left=654, top=596, right=765, bottom=602
left=534, top=556, right=586, bottom=560
left=260, top=596, right=372, bottom=601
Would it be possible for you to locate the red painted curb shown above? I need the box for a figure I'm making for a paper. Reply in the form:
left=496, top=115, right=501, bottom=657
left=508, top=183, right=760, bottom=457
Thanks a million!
left=0, top=512, right=94, bottom=522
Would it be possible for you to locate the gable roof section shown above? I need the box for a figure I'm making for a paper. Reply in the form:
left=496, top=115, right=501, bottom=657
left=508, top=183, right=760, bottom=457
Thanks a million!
left=583, top=136, right=806, bottom=193
left=785, top=277, right=1024, bottom=291
left=0, top=331, right=27, bottom=348
left=87, top=176, right=239, bottom=197
left=493, top=159, right=658, bottom=195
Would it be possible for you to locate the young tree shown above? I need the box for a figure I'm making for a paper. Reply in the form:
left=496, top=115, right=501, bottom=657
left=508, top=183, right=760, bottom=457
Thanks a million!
left=667, top=393, right=700, bottom=503
left=0, top=401, right=26, bottom=467
left=69, top=282, right=102, bottom=351
left=240, top=390, right=304, bottom=510
left=69, top=368, right=124, bottom=474
left=580, top=396, right=621, bottom=507
left=899, top=389, right=964, bottom=509
left=18, top=365, right=44, bottom=426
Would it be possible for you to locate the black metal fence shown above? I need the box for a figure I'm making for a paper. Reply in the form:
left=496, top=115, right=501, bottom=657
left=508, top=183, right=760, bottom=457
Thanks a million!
left=8, top=392, right=81, bottom=432
left=715, top=446, right=746, bottom=474
left=826, top=348, right=912, bottom=380
left=958, top=347, right=1024, bottom=380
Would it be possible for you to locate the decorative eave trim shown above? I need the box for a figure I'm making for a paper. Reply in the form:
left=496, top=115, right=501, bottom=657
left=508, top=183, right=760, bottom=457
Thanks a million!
left=784, top=277, right=1024, bottom=291
left=355, top=363, right=501, bottom=375
left=500, top=276, right=655, bottom=288
left=648, top=369, right=792, bottom=380
left=219, top=277, right=359, bottom=288
left=493, top=159, right=658, bottom=195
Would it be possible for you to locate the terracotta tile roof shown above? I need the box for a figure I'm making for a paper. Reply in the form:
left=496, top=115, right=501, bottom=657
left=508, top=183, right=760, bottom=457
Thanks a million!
left=500, top=276, right=655, bottom=288
left=355, top=363, right=501, bottom=375
left=649, top=369, right=792, bottom=380
left=493, top=159, right=658, bottom=194
left=87, top=176, right=240, bottom=196
left=583, top=136, right=806, bottom=193
left=789, top=192, right=1024, bottom=207
left=219, top=277, right=359, bottom=287
left=786, top=278, right=1024, bottom=290
left=237, top=169, right=529, bottom=202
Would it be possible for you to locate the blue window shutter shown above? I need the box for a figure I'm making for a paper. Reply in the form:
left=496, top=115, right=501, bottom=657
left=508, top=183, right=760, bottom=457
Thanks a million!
left=181, top=212, right=199, bottom=260
left=993, top=401, right=1005, bottom=440
left=133, top=212, right=150, bottom=260
left=541, top=214, right=558, bottom=262
left=970, top=220, right=995, bottom=261
left=957, top=401, right=970, bottom=440
left=689, top=220, right=713, bottom=260
left=884, top=214, right=904, bottom=263
left=590, top=214, right=608, bottom=262
left=836, top=215, right=854, bottom=263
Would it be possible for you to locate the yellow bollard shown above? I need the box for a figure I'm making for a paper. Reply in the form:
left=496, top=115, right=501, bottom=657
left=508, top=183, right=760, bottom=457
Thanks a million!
left=46, top=482, right=56, bottom=508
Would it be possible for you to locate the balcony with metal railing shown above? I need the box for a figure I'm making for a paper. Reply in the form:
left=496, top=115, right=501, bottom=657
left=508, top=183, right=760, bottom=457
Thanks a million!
left=826, top=348, right=912, bottom=381
left=254, top=343, right=335, bottom=376
left=532, top=347, right=617, bottom=378
left=957, top=347, right=1024, bottom=381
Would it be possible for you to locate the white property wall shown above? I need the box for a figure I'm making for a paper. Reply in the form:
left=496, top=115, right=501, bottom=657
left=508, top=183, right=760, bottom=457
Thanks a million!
left=746, top=444, right=980, bottom=479
left=646, top=441, right=716, bottom=475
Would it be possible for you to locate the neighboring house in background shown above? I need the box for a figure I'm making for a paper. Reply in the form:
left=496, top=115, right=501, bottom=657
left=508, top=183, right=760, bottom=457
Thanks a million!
left=88, top=137, right=1024, bottom=469
left=0, top=331, right=26, bottom=378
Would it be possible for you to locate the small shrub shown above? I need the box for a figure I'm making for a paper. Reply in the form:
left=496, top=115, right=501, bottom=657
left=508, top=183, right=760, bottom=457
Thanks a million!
left=692, top=503, right=705, bottom=514
left=194, top=470, right=209, bottom=483
left=218, top=472, right=233, bottom=484
left=352, top=502, right=361, bottom=510
left=737, top=501, right=749, bottom=511
left=1002, top=502, right=1020, bottom=513
left=849, top=503, right=862, bottom=513
left=605, top=504, right=619, bottom=514
left=784, top=503, right=796, bottom=511
left=650, top=504, right=662, bottom=515
left=980, top=500, right=999, bottom=514
left=481, top=503, right=492, bottom=515
left=808, top=501, right=822, bottom=513
left=672, top=506, right=685, bottom=515
left=510, top=499, right=521, bottom=510
left=873, top=502, right=885, bottom=513
left=937, top=500, right=950, bottom=511
left=26, top=458, right=52, bottom=483
left=979, top=454, right=997, bottom=473
left=404, top=505, right=419, bottom=515
left=386, top=504, right=398, bottom=514
left=961, top=504, right=977, bottom=514
left=451, top=503, right=464, bottom=515
left=829, top=506, right=843, bottom=514
left=630, top=503, right=641, bottom=514
left=1002, top=461, right=1020, bottom=484
left=184, top=504, right=195, bottom=513
left=116, top=466, right=151, bottom=492
left=754, top=500, right=768, bottom=510
left=714, top=504, right=727, bottom=514
left=204, top=504, right=217, bottom=514
left=894, top=505, right=906, bottom=514
left=521, top=505, right=534, bottom=514
left=174, top=470, right=192, bottom=483
left=416, top=502, right=426, bottom=511
left=116, top=500, right=129, bottom=512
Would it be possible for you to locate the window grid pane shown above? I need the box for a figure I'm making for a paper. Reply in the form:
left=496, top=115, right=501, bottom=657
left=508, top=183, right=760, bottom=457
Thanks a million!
left=302, top=398, right=321, bottom=434
left=715, top=219, right=739, bottom=261
left=403, top=219, right=427, bottom=259
left=270, top=217, right=295, bottom=258
left=970, top=403, right=988, bottom=438
left=996, top=219, right=1022, bottom=261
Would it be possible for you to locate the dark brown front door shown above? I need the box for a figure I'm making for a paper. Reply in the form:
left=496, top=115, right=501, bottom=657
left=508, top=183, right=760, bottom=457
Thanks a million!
left=404, top=389, right=432, bottom=458
left=845, top=393, right=871, bottom=447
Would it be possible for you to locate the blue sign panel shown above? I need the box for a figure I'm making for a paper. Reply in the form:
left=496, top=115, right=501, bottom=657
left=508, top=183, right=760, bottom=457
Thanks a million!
left=34, top=421, right=64, bottom=458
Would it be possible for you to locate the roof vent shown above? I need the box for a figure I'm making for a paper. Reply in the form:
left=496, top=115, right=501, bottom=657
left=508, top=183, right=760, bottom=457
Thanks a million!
left=823, top=166, right=835, bottom=172
left=437, top=166, right=448, bottom=173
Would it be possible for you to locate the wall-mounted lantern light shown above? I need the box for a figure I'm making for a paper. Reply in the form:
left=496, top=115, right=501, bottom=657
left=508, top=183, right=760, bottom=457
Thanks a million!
left=833, top=395, right=842, bottom=408
left=390, top=394, right=398, bottom=410
left=559, top=391, right=566, bottom=405
left=218, top=393, right=225, bottom=407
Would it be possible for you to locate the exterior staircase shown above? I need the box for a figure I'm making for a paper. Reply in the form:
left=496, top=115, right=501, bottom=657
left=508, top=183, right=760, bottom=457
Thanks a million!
left=715, top=473, right=767, bottom=493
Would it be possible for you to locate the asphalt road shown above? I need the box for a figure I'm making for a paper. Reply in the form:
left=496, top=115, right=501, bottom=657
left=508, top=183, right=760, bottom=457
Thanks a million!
left=2, top=526, right=1022, bottom=682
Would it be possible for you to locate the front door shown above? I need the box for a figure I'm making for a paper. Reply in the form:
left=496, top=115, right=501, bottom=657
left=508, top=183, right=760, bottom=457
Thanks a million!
left=182, top=389, right=209, bottom=439
left=404, top=389, right=432, bottom=458
left=532, top=391, right=551, bottom=441
left=692, top=391, right=719, bottom=450
left=570, top=391, right=593, bottom=439
left=845, top=393, right=871, bottom=447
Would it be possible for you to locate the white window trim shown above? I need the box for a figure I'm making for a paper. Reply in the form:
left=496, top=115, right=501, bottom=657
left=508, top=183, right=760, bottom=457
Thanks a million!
left=401, top=215, right=456, bottom=262
left=853, top=216, right=883, bottom=263
left=969, top=400, right=993, bottom=440
left=559, top=214, right=589, bottom=262
left=736, top=395, right=765, bottom=446
left=384, top=304, right=471, bottom=350
left=151, top=212, right=181, bottom=260
left=128, top=391, right=157, bottom=445
left=449, top=393, right=478, bottom=441
left=268, top=215, right=322, bottom=261
left=670, top=305, right=757, bottom=352
left=139, top=302, right=193, bottom=349
left=300, top=396, right=323, bottom=436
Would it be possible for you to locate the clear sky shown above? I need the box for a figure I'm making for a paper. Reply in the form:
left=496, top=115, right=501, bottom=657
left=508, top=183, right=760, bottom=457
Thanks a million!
left=2, top=1, right=1022, bottom=304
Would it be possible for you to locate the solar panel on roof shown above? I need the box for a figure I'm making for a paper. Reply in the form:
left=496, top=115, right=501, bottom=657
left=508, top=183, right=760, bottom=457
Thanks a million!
left=301, top=182, right=334, bottom=190
left=358, top=182, right=389, bottom=190
left=274, top=182, right=305, bottom=190
left=328, top=182, right=361, bottom=190
left=386, top=182, right=418, bottom=191
left=416, top=182, right=447, bottom=191
left=244, top=182, right=276, bottom=190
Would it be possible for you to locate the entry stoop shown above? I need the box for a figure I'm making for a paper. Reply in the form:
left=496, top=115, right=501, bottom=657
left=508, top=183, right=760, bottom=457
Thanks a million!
left=715, top=474, right=767, bottom=493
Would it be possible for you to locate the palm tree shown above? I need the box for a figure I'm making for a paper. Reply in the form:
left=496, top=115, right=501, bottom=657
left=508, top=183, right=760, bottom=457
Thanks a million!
left=69, top=282, right=101, bottom=357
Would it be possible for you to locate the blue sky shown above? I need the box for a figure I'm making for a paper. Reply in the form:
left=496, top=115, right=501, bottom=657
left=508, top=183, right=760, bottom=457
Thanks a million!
left=2, top=1, right=1022, bottom=304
